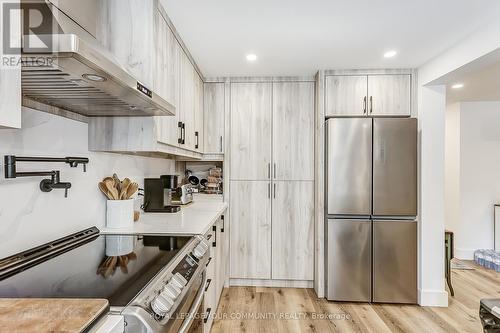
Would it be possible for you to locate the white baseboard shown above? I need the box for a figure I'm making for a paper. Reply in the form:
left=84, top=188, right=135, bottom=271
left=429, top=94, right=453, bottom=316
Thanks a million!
left=455, top=248, right=476, bottom=260
left=418, top=288, right=448, bottom=307
left=229, top=278, right=313, bottom=288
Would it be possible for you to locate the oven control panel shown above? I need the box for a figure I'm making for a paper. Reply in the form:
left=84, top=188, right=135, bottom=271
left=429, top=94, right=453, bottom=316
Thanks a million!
left=150, top=238, right=209, bottom=319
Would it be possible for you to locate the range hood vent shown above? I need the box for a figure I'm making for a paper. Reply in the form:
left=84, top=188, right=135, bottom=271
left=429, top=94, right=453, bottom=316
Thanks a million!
left=20, top=1, right=175, bottom=117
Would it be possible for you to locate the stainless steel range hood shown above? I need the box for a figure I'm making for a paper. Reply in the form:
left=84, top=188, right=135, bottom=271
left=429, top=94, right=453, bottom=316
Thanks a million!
left=21, top=1, right=175, bottom=117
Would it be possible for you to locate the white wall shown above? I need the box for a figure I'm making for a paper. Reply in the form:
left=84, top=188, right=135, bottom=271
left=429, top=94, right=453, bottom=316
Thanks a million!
left=417, top=84, right=448, bottom=307
left=417, top=18, right=500, bottom=307
left=0, top=108, right=177, bottom=257
left=449, top=102, right=500, bottom=258
left=445, top=103, right=461, bottom=233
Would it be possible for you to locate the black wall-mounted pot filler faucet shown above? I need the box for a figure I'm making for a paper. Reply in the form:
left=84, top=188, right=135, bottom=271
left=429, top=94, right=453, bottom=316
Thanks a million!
left=4, top=155, right=89, bottom=198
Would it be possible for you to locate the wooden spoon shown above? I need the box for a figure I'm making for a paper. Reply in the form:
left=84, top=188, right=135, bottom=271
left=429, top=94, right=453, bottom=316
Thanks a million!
left=120, top=183, right=130, bottom=200
left=126, top=182, right=138, bottom=199
left=121, top=178, right=131, bottom=190
left=104, top=179, right=119, bottom=200
left=113, top=174, right=121, bottom=192
left=98, top=182, right=113, bottom=200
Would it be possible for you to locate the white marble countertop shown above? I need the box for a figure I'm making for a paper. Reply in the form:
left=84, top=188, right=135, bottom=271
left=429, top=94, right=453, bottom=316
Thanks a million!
left=100, top=194, right=227, bottom=236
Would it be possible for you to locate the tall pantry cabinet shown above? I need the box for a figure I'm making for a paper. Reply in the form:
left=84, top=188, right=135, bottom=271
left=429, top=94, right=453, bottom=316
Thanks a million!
left=229, top=81, right=315, bottom=283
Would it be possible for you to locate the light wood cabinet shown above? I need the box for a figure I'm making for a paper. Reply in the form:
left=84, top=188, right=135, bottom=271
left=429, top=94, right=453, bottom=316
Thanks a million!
left=214, top=216, right=227, bottom=305
left=194, top=72, right=204, bottom=151
left=0, top=0, right=21, bottom=129
left=204, top=83, right=225, bottom=154
left=368, top=74, right=411, bottom=116
left=203, top=213, right=228, bottom=333
left=97, top=0, right=155, bottom=89
left=325, top=74, right=411, bottom=117
left=203, top=226, right=216, bottom=333
left=325, top=75, right=367, bottom=117
left=229, top=81, right=316, bottom=282
left=180, top=52, right=196, bottom=151
left=154, top=9, right=181, bottom=147
left=230, top=181, right=272, bottom=279
left=272, top=82, right=315, bottom=181
left=230, top=83, right=272, bottom=180
left=272, top=181, right=314, bottom=280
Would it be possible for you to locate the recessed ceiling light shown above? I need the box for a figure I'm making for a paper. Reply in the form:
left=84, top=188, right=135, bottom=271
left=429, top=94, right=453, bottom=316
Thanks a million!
left=383, top=50, right=397, bottom=58
left=451, top=83, right=464, bottom=89
left=246, top=54, right=257, bottom=62
left=82, top=74, right=106, bottom=82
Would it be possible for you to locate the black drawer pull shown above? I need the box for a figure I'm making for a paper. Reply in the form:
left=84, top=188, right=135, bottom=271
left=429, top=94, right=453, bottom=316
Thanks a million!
left=205, top=279, right=212, bottom=292
left=212, top=225, right=217, bottom=247
left=204, top=308, right=212, bottom=324
left=206, top=257, right=212, bottom=267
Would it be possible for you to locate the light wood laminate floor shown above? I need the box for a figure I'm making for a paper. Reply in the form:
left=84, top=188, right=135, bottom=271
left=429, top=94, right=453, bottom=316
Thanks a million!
left=212, top=261, right=499, bottom=332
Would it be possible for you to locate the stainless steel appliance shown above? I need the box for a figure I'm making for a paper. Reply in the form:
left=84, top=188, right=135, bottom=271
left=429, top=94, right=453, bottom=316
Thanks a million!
left=143, top=176, right=181, bottom=213
left=325, top=118, right=417, bottom=304
left=172, top=184, right=194, bottom=205
left=20, top=1, right=175, bottom=117
left=0, top=227, right=211, bottom=333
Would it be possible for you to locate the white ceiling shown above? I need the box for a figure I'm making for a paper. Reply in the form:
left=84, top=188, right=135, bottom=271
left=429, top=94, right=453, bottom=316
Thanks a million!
left=446, top=60, right=500, bottom=104
left=160, top=0, right=500, bottom=77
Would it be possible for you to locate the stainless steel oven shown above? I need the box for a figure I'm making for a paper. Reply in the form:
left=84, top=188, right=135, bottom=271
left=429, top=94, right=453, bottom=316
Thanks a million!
left=0, top=227, right=211, bottom=333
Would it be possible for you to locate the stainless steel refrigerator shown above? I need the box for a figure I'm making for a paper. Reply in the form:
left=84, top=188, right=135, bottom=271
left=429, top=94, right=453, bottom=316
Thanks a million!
left=325, top=118, right=417, bottom=303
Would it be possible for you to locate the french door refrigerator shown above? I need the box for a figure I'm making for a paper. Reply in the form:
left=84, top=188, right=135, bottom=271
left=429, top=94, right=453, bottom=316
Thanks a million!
left=325, top=117, right=417, bottom=303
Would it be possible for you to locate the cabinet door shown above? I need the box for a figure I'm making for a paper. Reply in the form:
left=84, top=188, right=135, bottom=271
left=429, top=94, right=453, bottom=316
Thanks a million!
left=0, top=1, right=21, bottom=129
left=154, top=10, right=181, bottom=146
left=97, top=0, right=154, bottom=89
left=272, top=181, right=314, bottom=280
left=272, top=82, right=314, bottom=181
left=230, top=83, right=272, bottom=180
left=367, top=74, right=411, bottom=116
left=180, top=52, right=196, bottom=150
left=203, top=227, right=216, bottom=333
left=325, top=75, right=367, bottom=116
left=194, top=72, right=204, bottom=151
left=215, top=217, right=226, bottom=306
left=230, top=181, right=271, bottom=279
left=204, top=83, right=225, bottom=154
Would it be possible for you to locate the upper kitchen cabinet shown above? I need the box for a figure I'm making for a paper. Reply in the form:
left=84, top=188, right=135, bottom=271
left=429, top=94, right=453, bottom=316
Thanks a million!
left=194, top=72, right=204, bottom=151
left=325, top=74, right=411, bottom=117
left=155, top=8, right=181, bottom=147
left=154, top=8, right=180, bottom=108
left=367, top=75, right=411, bottom=116
left=179, top=51, right=197, bottom=151
left=204, top=83, right=225, bottom=154
left=272, top=81, right=315, bottom=181
left=230, top=82, right=272, bottom=180
left=325, top=75, right=367, bottom=117
left=0, top=0, right=21, bottom=129
left=96, top=0, right=155, bottom=89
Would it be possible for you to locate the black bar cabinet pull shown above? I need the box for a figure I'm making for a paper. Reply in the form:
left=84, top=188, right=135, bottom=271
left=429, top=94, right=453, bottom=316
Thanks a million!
left=212, top=225, right=217, bottom=247
left=204, top=308, right=212, bottom=324
left=205, top=279, right=212, bottom=292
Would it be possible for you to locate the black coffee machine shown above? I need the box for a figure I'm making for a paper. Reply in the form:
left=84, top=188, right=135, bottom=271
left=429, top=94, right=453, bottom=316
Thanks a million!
left=142, top=175, right=181, bottom=213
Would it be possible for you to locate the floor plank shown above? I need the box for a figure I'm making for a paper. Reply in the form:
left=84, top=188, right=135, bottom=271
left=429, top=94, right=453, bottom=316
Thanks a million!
left=211, top=261, right=499, bottom=332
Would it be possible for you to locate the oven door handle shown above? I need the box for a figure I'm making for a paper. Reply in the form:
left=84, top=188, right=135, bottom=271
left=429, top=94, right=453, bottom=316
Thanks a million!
left=178, top=269, right=207, bottom=333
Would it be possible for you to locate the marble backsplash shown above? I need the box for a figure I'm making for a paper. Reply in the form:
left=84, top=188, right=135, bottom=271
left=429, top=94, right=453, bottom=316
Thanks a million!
left=0, top=108, right=178, bottom=257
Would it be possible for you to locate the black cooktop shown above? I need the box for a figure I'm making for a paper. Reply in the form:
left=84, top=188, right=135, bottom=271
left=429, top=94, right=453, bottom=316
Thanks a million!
left=0, top=228, right=191, bottom=307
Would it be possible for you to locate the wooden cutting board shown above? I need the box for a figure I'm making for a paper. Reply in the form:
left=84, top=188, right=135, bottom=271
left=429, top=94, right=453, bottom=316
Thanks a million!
left=0, top=298, right=109, bottom=333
